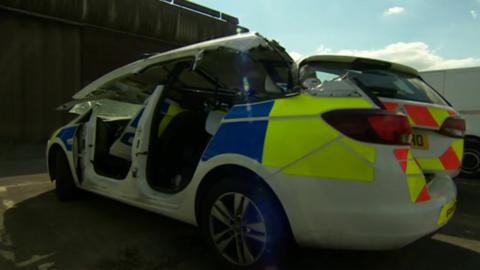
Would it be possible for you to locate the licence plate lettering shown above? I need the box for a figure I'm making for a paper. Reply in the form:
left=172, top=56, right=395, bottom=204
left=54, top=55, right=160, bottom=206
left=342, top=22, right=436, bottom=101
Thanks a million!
left=446, top=202, right=456, bottom=218
left=437, top=199, right=456, bottom=225
left=411, top=133, right=429, bottom=150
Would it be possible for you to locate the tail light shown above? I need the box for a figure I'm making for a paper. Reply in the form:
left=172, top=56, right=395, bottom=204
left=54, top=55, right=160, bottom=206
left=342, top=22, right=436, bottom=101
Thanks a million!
left=322, top=109, right=412, bottom=145
left=439, top=116, right=465, bottom=138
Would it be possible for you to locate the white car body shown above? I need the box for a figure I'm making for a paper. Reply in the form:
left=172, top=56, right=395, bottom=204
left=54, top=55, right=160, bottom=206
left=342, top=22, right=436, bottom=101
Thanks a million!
left=46, top=34, right=460, bottom=262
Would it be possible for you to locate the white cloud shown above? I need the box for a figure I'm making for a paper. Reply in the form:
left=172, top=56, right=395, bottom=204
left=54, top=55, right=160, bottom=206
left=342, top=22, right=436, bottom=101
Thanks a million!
left=384, top=6, right=405, bottom=15
left=315, top=42, right=480, bottom=71
left=289, top=51, right=303, bottom=61
left=471, top=10, right=478, bottom=19
left=316, top=44, right=332, bottom=54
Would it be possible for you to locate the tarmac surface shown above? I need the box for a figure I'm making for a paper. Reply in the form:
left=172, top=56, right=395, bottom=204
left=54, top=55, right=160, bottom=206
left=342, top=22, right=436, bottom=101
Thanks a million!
left=0, top=142, right=479, bottom=269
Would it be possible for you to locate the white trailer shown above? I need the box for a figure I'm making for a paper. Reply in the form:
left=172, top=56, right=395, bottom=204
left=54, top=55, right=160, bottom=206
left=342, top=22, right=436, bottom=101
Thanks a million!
left=421, top=66, right=480, bottom=178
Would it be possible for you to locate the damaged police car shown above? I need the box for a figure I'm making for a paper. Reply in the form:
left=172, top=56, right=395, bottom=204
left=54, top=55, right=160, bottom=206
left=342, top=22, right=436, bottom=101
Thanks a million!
left=47, top=32, right=461, bottom=269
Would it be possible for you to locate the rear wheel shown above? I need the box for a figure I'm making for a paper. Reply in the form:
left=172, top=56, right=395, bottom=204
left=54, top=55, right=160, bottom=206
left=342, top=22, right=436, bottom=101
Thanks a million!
left=199, top=176, right=292, bottom=269
left=460, top=138, right=480, bottom=179
left=55, top=150, right=80, bottom=201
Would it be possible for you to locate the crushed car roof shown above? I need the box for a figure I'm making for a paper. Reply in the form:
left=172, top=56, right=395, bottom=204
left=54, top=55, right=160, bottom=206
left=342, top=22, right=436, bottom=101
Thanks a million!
left=73, top=32, right=269, bottom=100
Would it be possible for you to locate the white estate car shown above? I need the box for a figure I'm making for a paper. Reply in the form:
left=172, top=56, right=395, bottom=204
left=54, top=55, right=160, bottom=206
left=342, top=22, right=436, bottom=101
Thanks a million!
left=46, top=33, right=463, bottom=269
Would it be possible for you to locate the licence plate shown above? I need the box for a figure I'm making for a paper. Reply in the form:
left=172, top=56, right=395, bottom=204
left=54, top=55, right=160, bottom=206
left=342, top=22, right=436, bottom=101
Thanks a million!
left=411, top=133, right=429, bottom=150
left=437, top=199, right=457, bottom=225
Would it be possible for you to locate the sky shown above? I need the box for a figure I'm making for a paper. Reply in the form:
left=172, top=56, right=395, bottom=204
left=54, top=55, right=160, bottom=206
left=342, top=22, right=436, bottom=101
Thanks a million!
left=191, top=0, right=480, bottom=71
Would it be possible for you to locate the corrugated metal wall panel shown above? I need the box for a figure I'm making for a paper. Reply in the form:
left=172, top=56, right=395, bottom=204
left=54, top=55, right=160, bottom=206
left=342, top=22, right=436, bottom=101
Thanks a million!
left=1, top=0, right=238, bottom=42
left=80, top=26, right=176, bottom=86
left=1, top=0, right=85, bottom=21
left=0, top=1, right=240, bottom=142
left=0, top=10, right=80, bottom=142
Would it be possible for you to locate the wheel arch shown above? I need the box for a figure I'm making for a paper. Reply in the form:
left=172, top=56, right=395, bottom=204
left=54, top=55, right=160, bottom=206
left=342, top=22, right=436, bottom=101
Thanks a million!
left=194, top=164, right=294, bottom=241
left=465, top=134, right=480, bottom=145
left=460, top=135, right=480, bottom=178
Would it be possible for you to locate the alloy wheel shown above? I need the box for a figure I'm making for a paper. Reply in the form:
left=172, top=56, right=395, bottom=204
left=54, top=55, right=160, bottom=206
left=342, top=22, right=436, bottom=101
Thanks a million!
left=209, top=192, right=267, bottom=266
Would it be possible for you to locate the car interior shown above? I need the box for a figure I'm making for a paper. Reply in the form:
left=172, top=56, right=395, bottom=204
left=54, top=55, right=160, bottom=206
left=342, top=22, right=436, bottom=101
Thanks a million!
left=94, top=117, right=132, bottom=179
left=90, top=100, right=145, bottom=179
left=88, top=46, right=291, bottom=192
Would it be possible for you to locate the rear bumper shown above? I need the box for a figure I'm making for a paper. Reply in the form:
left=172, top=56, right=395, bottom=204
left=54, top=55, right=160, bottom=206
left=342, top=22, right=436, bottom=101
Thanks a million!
left=274, top=173, right=456, bottom=250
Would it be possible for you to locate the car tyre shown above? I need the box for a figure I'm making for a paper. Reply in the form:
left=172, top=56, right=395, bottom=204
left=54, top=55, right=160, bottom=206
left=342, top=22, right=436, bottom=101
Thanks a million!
left=199, top=176, right=292, bottom=269
left=460, top=138, right=480, bottom=179
left=55, top=150, right=80, bottom=201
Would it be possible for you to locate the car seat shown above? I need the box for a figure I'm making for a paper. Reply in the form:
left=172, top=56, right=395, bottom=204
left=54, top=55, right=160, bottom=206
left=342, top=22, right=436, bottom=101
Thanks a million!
left=151, top=110, right=208, bottom=190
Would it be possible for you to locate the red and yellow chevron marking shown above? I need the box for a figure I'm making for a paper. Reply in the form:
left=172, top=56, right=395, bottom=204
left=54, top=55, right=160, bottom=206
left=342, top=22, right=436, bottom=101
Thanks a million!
left=385, top=101, right=463, bottom=173
left=416, top=139, right=464, bottom=171
left=393, top=148, right=431, bottom=203
left=382, top=101, right=456, bottom=128
left=382, top=101, right=399, bottom=112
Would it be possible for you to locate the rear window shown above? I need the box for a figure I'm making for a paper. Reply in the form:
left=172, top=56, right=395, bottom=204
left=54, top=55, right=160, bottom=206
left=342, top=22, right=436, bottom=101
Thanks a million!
left=300, top=64, right=448, bottom=105
left=350, top=71, right=447, bottom=105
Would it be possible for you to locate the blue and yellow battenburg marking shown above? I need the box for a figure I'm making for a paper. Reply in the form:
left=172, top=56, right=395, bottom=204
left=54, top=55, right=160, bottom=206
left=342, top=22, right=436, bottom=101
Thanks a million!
left=118, top=100, right=183, bottom=147
left=203, top=100, right=274, bottom=162
left=130, top=108, right=145, bottom=128
left=120, top=108, right=145, bottom=146
left=55, top=125, right=80, bottom=151
left=202, top=94, right=377, bottom=181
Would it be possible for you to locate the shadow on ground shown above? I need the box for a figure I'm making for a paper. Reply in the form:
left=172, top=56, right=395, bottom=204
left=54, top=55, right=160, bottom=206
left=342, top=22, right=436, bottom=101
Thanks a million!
left=0, top=178, right=479, bottom=270
left=440, top=179, right=480, bottom=241
left=287, top=237, right=480, bottom=270
left=0, top=191, right=218, bottom=270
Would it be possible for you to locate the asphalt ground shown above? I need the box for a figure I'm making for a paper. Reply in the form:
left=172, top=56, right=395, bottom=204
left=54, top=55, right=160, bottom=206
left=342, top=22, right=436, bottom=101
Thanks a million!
left=0, top=143, right=479, bottom=270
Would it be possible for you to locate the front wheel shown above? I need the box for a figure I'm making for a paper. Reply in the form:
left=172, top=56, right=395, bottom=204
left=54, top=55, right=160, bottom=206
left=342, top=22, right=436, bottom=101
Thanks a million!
left=54, top=150, right=80, bottom=201
left=199, top=177, right=292, bottom=269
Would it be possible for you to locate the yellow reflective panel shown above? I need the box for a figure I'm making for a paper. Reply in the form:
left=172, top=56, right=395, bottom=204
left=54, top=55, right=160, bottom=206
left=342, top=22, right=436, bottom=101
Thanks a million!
left=50, top=128, right=61, bottom=140
left=283, top=141, right=375, bottom=182
left=263, top=118, right=338, bottom=167
left=437, top=198, right=457, bottom=225
left=407, top=115, right=415, bottom=126
left=157, top=103, right=185, bottom=137
left=451, top=139, right=464, bottom=160
left=407, top=149, right=413, bottom=159
left=416, top=157, right=444, bottom=171
left=269, top=95, right=372, bottom=117
left=428, top=107, right=450, bottom=127
left=406, top=159, right=422, bottom=175
left=406, top=175, right=427, bottom=202
left=340, top=137, right=376, bottom=164
left=264, top=94, right=375, bottom=176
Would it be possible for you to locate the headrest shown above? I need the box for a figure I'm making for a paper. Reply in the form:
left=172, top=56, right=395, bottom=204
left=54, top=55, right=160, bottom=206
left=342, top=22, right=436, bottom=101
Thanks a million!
left=205, top=110, right=226, bottom=135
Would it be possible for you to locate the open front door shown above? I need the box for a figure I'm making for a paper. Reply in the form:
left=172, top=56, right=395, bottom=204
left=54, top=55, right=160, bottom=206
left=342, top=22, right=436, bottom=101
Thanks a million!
left=84, top=107, right=98, bottom=176
left=130, top=85, right=165, bottom=188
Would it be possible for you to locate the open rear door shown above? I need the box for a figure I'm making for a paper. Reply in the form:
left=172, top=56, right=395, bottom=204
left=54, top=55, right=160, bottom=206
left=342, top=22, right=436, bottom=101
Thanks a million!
left=130, top=85, right=165, bottom=184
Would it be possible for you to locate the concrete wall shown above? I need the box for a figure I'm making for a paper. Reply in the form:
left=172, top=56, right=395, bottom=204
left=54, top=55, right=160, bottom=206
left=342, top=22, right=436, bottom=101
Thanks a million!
left=0, top=0, right=240, bottom=142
